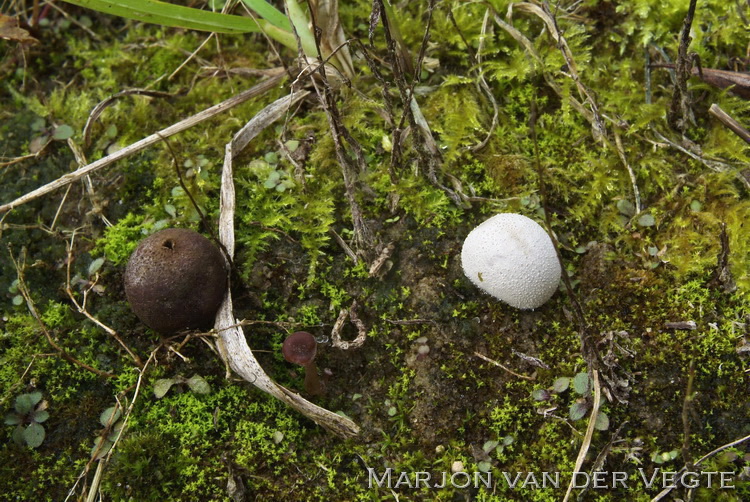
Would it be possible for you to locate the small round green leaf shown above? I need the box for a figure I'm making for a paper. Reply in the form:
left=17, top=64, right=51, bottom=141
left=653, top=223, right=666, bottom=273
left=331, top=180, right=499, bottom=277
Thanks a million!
left=482, top=440, right=500, bottom=453
left=637, top=213, right=655, bottom=227
left=4, top=413, right=22, bottom=426
left=52, top=124, right=74, bottom=140
left=91, top=436, right=104, bottom=453
left=92, top=437, right=114, bottom=459
left=531, top=388, right=550, bottom=401
left=88, top=257, right=105, bottom=276
left=32, top=410, right=50, bottom=423
left=15, top=392, right=42, bottom=415
left=573, top=373, right=591, bottom=395
left=31, top=117, right=46, bottom=132
left=477, top=460, right=492, bottom=473
left=186, top=375, right=211, bottom=394
left=23, top=422, right=45, bottom=448
left=264, top=152, right=279, bottom=164
left=594, top=412, right=610, bottom=431
left=285, top=139, right=300, bottom=152
left=112, top=420, right=126, bottom=434
left=616, top=199, right=636, bottom=217
left=569, top=401, right=589, bottom=421
left=11, top=426, right=25, bottom=445
left=552, top=377, right=570, bottom=393
left=12, top=295, right=23, bottom=306
left=100, top=406, right=122, bottom=426
left=153, top=379, right=176, bottom=399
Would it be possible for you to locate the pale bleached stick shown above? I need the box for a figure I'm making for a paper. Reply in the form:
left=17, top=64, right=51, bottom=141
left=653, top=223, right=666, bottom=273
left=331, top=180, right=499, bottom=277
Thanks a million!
left=0, top=70, right=285, bottom=214
left=214, top=90, right=360, bottom=438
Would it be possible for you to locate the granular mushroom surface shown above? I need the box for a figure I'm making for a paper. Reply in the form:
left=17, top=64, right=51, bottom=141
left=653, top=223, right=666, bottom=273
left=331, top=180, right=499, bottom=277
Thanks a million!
left=461, top=213, right=561, bottom=309
left=124, top=228, right=228, bottom=334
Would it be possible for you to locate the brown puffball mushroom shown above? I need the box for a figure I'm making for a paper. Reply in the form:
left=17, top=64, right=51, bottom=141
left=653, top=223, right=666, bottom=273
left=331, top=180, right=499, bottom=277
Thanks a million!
left=282, top=331, right=324, bottom=396
left=124, top=228, right=228, bottom=334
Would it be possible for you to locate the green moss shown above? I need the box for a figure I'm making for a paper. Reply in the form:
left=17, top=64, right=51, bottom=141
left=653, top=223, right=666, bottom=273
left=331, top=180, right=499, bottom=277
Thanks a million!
left=94, top=212, right=155, bottom=266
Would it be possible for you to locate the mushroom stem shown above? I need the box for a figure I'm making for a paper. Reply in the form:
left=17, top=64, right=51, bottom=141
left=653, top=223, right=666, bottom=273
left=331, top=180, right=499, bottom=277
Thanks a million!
left=302, top=361, right=324, bottom=396
left=281, top=331, right=325, bottom=396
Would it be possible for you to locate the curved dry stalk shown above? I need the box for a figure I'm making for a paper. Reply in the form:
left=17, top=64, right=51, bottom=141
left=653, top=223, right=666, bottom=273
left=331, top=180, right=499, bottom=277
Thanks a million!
left=82, top=89, right=176, bottom=147
left=214, top=90, right=360, bottom=438
left=330, top=301, right=367, bottom=350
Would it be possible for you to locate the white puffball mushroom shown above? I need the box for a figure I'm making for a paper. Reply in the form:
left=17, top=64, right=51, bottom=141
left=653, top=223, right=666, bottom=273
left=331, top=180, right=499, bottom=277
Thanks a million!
left=461, top=213, right=561, bottom=309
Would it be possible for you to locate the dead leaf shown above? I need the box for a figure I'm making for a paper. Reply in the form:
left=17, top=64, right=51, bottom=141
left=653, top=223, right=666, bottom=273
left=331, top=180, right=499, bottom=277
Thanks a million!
left=0, top=14, right=39, bottom=44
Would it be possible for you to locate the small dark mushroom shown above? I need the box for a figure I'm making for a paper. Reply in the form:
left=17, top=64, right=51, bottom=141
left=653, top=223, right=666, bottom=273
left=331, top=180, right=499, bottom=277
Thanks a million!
left=124, top=228, right=227, bottom=334
left=282, top=331, right=323, bottom=396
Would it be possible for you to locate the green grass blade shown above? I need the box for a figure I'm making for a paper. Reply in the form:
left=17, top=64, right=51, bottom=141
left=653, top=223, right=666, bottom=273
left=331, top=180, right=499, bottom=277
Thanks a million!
left=239, top=0, right=291, bottom=32
left=284, top=0, right=317, bottom=58
left=61, top=0, right=264, bottom=34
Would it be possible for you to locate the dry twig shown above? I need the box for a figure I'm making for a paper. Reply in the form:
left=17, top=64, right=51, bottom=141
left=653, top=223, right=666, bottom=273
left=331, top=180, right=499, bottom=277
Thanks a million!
left=562, top=369, right=601, bottom=502
left=474, top=351, right=536, bottom=381
left=709, top=103, right=750, bottom=144
left=0, top=71, right=286, bottom=214
left=649, top=128, right=750, bottom=190
left=668, top=0, right=698, bottom=131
